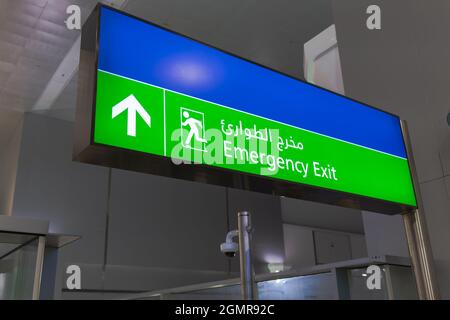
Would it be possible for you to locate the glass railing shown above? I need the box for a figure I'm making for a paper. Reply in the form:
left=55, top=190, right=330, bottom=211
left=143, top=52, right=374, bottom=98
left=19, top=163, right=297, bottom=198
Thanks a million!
left=123, top=256, right=418, bottom=300
left=258, top=272, right=336, bottom=300
left=0, top=233, right=40, bottom=300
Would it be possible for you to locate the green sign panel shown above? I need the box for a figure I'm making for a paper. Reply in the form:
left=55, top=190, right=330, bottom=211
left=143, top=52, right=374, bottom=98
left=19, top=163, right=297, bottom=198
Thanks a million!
left=94, top=71, right=416, bottom=207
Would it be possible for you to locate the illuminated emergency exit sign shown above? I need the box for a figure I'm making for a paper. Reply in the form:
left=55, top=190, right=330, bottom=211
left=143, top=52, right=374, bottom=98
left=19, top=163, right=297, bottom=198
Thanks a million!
left=74, top=5, right=417, bottom=214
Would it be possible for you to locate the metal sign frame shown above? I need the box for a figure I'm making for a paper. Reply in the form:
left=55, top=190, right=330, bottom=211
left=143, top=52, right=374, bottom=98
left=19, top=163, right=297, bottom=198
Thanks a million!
left=74, top=4, right=416, bottom=215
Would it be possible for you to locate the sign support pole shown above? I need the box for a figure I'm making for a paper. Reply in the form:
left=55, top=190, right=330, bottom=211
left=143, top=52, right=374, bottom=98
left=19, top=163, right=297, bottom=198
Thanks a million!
left=238, top=211, right=256, bottom=300
left=400, top=120, right=440, bottom=300
left=32, top=236, right=46, bottom=300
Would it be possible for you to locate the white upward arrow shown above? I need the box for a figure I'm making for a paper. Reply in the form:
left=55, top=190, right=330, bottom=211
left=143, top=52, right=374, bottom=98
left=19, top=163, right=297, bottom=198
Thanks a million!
left=112, top=94, right=151, bottom=137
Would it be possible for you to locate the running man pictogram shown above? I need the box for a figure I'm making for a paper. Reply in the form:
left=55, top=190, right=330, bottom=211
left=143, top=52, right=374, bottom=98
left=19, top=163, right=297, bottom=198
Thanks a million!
left=181, top=110, right=207, bottom=145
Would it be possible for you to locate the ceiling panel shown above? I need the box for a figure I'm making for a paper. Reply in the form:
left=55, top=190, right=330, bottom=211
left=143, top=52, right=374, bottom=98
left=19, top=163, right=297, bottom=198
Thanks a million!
left=0, top=0, right=97, bottom=114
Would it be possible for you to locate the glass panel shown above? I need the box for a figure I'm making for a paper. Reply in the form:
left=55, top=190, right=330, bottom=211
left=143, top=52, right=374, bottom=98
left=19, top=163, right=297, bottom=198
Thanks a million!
left=0, top=235, right=39, bottom=300
left=384, top=265, right=418, bottom=300
left=347, top=265, right=417, bottom=300
left=347, top=267, right=389, bottom=300
left=257, top=273, right=336, bottom=300
left=0, top=233, right=36, bottom=257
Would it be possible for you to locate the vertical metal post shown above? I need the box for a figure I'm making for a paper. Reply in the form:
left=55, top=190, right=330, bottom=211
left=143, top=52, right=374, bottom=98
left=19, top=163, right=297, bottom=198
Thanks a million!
left=402, top=212, right=426, bottom=298
left=238, top=211, right=256, bottom=300
left=383, top=265, right=396, bottom=300
left=400, top=120, right=440, bottom=300
left=32, top=236, right=46, bottom=300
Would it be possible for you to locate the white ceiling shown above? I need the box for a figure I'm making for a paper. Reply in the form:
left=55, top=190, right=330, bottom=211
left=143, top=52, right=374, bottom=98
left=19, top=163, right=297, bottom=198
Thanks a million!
left=0, top=0, right=98, bottom=113
left=0, top=0, right=100, bottom=147
left=0, top=0, right=334, bottom=138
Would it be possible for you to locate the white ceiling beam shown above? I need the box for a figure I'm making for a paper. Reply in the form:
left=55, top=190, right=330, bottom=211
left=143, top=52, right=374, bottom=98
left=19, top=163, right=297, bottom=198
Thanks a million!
left=31, top=0, right=130, bottom=112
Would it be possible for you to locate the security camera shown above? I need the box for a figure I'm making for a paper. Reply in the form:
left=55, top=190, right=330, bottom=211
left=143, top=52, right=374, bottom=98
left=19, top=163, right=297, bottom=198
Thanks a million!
left=220, top=230, right=239, bottom=258
left=221, top=241, right=239, bottom=258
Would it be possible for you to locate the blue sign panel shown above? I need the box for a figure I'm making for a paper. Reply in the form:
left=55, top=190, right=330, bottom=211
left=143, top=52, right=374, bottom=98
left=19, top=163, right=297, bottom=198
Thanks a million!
left=98, top=6, right=406, bottom=158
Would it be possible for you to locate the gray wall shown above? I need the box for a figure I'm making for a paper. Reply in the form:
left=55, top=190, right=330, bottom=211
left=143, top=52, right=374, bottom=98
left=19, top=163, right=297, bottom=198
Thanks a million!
left=361, top=211, right=409, bottom=257
left=281, top=197, right=364, bottom=234
left=11, top=113, right=285, bottom=298
left=227, top=188, right=285, bottom=274
left=0, top=110, right=23, bottom=215
left=283, top=224, right=367, bottom=269
left=333, top=0, right=450, bottom=298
